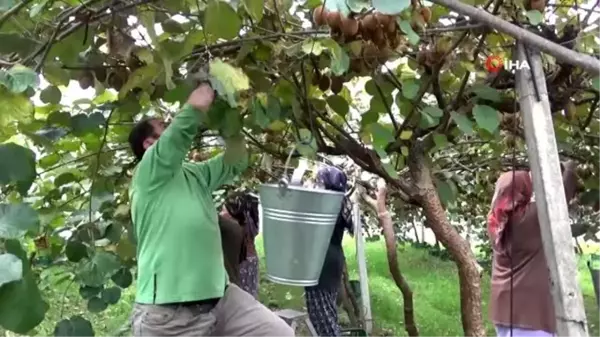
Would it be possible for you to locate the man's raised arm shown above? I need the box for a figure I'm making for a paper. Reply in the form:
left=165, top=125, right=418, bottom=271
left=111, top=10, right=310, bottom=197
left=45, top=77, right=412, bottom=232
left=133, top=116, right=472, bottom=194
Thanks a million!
left=136, top=84, right=214, bottom=188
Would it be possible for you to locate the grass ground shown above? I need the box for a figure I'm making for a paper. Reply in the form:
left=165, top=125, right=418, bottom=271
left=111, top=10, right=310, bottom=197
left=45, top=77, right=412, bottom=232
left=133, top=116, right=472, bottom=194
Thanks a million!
left=11, top=237, right=600, bottom=336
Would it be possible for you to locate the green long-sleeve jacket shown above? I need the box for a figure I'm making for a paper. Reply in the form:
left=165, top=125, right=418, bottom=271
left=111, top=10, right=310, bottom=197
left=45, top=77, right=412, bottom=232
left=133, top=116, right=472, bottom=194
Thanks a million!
left=129, top=104, right=248, bottom=304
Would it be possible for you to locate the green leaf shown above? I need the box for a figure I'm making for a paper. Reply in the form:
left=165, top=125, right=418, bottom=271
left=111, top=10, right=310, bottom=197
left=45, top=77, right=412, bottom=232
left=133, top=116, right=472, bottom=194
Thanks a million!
left=101, top=287, right=121, bottom=305
left=372, top=0, right=410, bottom=14
left=243, top=0, right=264, bottom=22
left=250, top=97, right=271, bottom=128
left=0, top=253, right=22, bottom=287
left=65, top=241, right=88, bottom=263
left=0, top=0, right=15, bottom=11
left=592, top=76, right=599, bottom=91
left=0, top=203, right=39, bottom=239
left=40, top=86, right=62, bottom=104
left=220, top=106, right=242, bottom=138
left=4, top=65, right=38, bottom=93
left=473, top=104, right=500, bottom=133
left=0, top=88, right=34, bottom=129
left=0, top=34, right=39, bottom=58
left=346, top=0, right=370, bottom=12
left=77, top=251, right=121, bottom=287
left=324, top=0, right=350, bottom=16
left=399, top=20, right=420, bottom=45
left=204, top=1, right=242, bottom=41
left=369, top=123, right=394, bottom=149
left=451, top=111, right=474, bottom=135
left=399, top=130, right=412, bottom=140
left=209, top=59, right=250, bottom=108
left=302, top=39, right=325, bottom=56
left=419, top=110, right=440, bottom=128
left=295, top=128, right=317, bottom=158
left=326, top=95, right=349, bottom=116
left=70, top=112, right=105, bottom=137
left=526, top=10, right=544, bottom=25
left=111, top=268, right=133, bottom=289
left=0, top=143, right=36, bottom=195
left=436, top=178, right=457, bottom=207
left=118, top=64, right=160, bottom=100
left=471, top=84, right=502, bottom=103
left=87, top=297, right=108, bottom=313
left=53, top=316, right=94, bottom=336
left=79, top=286, right=103, bottom=300
left=401, top=79, right=419, bottom=99
left=433, top=133, right=448, bottom=148
left=423, top=106, right=443, bottom=118
left=0, top=240, right=48, bottom=334
left=321, top=39, right=350, bottom=75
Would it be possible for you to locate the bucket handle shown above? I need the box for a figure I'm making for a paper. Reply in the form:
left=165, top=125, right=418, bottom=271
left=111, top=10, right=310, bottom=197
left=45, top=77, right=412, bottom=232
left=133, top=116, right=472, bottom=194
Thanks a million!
left=278, top=144, right=314, bottom=196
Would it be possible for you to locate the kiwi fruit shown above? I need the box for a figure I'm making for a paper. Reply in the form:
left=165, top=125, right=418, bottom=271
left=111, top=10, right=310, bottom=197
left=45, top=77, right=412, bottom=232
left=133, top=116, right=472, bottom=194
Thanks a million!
left=340, top=17, right=360, bottom=39
left=78, top=71, right=94, bottom=89
left=376, top=47, right=393, bottom=64
left=326, top=11, right=342, bottom=31
left=330, top=76, right=344, bottom=94
left=318, top=75, right=331, bottom=91
left=361, top=14, right=378, bottom=32
left=362, top=44, right=379, bottom=64
left=313, top=5, right=327, bottom=26
left=385, top=18, right=397, bottom=35
left=525, top=0, right=546, bottom=11
left=420, top=7, right=432, bottom=23
left=373, top=29, right=386, bottom=48
left=94, top=67, right=107, bottom=82
left=374, top=13, right=390, bottom=27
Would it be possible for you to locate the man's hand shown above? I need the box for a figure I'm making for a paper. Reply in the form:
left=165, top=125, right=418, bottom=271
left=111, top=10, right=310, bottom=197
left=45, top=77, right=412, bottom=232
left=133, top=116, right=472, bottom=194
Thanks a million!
left=187, top=84, right=215, bottom=112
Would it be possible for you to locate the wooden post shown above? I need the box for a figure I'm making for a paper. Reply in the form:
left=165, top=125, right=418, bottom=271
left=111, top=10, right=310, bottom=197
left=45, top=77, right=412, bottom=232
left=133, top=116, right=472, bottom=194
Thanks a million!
left=516, top=43, right=589, bottom=337
left=351, top=192, right=373, bottom=334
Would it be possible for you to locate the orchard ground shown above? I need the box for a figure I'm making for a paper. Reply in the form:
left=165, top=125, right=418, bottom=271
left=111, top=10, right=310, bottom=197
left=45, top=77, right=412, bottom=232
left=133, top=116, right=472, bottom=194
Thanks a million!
left=7, top=237, right=599, bottom=337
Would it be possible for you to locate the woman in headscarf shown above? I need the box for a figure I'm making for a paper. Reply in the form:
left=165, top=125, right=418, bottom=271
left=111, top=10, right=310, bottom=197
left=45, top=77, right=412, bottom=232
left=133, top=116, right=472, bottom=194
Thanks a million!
left=220, top=191, right=261, bottom=298
left=305, top=166, right=354, bottom=337
left=488, top=161, right=578, bottom=337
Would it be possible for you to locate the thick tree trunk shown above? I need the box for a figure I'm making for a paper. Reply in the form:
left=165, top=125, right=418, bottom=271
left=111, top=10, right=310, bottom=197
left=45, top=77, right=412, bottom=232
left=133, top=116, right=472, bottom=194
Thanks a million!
left=408, top=142, right=486, bottom=336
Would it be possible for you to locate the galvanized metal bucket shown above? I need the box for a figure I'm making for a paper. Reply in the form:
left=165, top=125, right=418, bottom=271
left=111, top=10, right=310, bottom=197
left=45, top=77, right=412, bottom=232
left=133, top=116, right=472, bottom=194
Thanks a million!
left=259, top=148, right=345, bottom=286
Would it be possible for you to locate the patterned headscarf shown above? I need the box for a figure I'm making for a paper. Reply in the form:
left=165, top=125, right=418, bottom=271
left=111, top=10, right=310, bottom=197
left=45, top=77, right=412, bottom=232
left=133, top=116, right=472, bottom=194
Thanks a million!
left=316, top=166, right=354, bottom=234
left=224, top=191, right=260, bottom=259
left=487, top=170, right=533, bottom=246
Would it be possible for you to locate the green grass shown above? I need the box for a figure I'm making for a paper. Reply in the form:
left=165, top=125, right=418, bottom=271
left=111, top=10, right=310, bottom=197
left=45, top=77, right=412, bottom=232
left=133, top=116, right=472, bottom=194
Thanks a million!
left=10, top=237, right=600, bottom=336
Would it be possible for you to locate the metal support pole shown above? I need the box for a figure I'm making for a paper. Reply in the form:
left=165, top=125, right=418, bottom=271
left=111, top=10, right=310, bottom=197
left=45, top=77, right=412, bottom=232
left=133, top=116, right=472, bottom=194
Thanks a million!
left=351, top=192, right=373, bottom=334
left=516, top=43, right=589, bottom=337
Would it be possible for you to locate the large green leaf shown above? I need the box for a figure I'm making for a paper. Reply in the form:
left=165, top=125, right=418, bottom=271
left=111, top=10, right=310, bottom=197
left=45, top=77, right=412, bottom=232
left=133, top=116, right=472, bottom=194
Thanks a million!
left=204, top=1, right=242, bottom=41
left=0, top=34, right=39, bottom=58
left=471, top=84, right=502, bottom=103
left=243, top=0, right=264, bottom=22
left=372, top=0, right=409, bottom=14
left=295, top=128, right=317, bottom=158
left=53, top=316, right=94, bottom=336
left=0, top=253, right=22, bottom=287
left=101, top=287, right=122, bottom=305
left=40, top=86, right=62, bottom=105
left=0, top=203, right=39, bottom=239
left=526, top=10, right=544, bottom=25
left=450, top=111, right=474, bottom=135
left=111, top=268, right=133, bottom=289
left=399, top=20, right=420, bottom=45
left=368, top=123, right=394, bottom=150
left=118, top=64, right=160, bottom=100
left=209, top=58, right=250, bottom=107
left=76, top=251, right=121, bottom=287
left=2, top=65, right=39, bottom=94
left=0, top=143, right=36, bottom=195
left=436, top=178, right=457, bottom=207
left=473, top=104, right=500, bottom=133
left=401, top=79, right=419, bottom=99
left=0, top=240, right=48, bottom=334
left=320, top=39, right=350, bottom=76
left=326, top=95, right=349, bottom=116
left=0, top=88, right=34, bottom=129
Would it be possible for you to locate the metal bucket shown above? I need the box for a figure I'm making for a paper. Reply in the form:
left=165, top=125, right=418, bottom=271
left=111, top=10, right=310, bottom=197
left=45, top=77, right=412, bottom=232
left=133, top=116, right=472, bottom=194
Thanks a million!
left=259, top=148, right=345, bottom=286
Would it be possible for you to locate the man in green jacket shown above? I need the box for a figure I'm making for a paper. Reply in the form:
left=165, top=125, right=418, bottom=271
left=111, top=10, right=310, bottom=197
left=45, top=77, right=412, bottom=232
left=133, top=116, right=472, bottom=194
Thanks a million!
left=127, top=84, right=293, bottom=336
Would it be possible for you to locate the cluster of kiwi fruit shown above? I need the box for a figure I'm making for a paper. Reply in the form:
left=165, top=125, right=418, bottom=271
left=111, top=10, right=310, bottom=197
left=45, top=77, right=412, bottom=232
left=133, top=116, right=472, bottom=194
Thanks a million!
left=311, top=71, right=345, bottom=94
left=524, top=0, right=545, bottom=11
left=73, top=52, right=147, bottom=93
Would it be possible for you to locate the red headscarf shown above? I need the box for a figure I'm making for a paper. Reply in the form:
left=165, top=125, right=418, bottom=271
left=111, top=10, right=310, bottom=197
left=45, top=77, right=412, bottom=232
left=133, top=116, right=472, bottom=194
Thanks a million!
left=487, top=171, right=533, bottom=246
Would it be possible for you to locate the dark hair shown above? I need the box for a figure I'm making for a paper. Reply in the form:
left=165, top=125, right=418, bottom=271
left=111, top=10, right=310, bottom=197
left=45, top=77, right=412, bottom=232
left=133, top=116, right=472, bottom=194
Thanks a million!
left=128, top=118, right=156, bottom=160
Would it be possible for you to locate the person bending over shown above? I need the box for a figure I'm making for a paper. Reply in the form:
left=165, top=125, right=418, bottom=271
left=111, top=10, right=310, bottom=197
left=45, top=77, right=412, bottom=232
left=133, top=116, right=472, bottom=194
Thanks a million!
left=305, top=166, right=354, bottom=337
left=487, top=161, right=578, bottom=337
left=220, top=191, right=261, bottom=299
left=127, top=83, right=293, bottom=337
